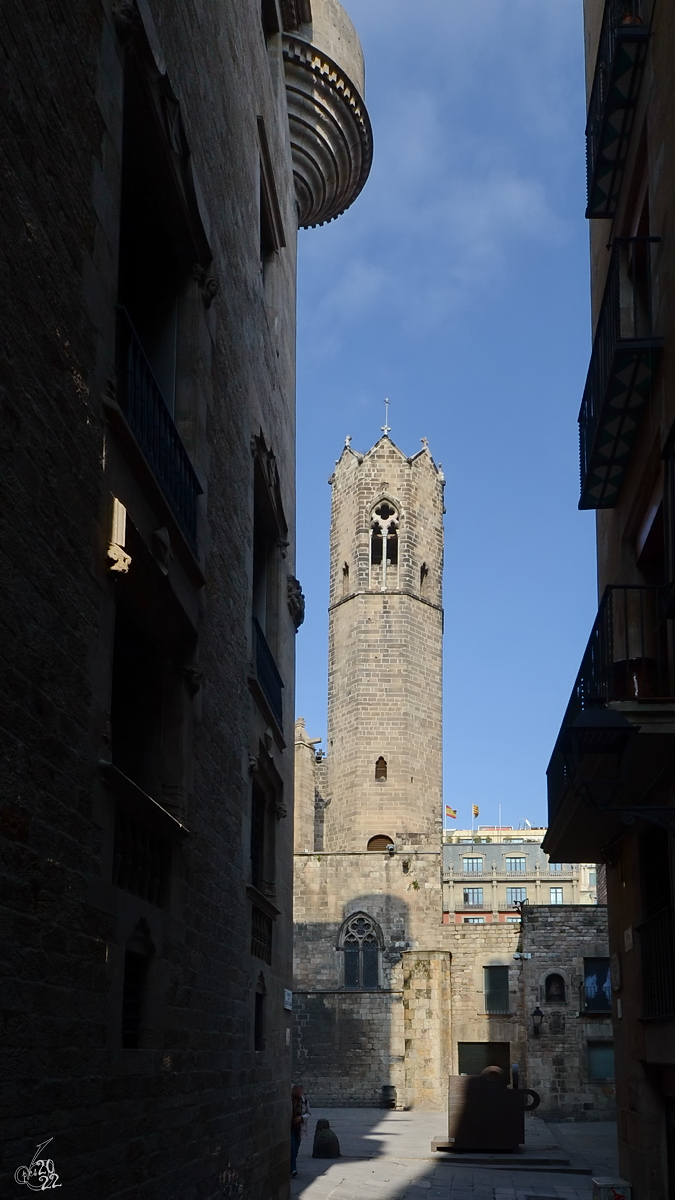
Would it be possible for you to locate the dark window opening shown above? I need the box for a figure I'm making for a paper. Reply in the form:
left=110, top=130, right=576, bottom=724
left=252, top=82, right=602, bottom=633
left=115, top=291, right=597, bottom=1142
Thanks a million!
left=250, top=768, right=277, bottom=898
left=371, top=523, right=383, bottom=565
left=588, top=1041, right=614, bottom=1080
left=386, top=522, right=398, bottom=566
left=342, top=561, right=350, bottom=596
left=375, top=756, right=387, bottom=781
left=342, top=914, right=381, bottom=989
left=545, top=973, right=566, bottom=1004
left=582, top=957, right=612, bottom=1012
left=484, top=965, right=509, bottom=1014
left=254, top=976, right=267, bottom=1050
left=121, top=924, right=154, bottom=1049
left=110, top=606, right=164, bottom=798
left=639, top=827, right=675, bottom=1019
left=420, top=562, right=429, bottom=595
left=118, top=56, right=196, bottom=417
left=367, top=834, right=394, bottom=851
left=251, top=905, right=272, bottom=963
left=113, top=808, right=172, bottom=907
left=458, top=1042, right=510, bottom=1076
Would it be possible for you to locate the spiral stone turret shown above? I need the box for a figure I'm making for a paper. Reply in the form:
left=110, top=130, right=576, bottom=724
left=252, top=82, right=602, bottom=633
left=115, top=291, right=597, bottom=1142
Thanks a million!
left=283, top=0, right=373, bottom=228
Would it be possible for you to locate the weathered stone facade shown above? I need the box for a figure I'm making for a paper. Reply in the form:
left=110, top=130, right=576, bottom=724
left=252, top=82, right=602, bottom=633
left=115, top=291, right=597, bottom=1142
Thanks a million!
left=294, top=435, right=613, bottom=1121
left=0, top=2, right=370, bottom=1196
left=520, top=906, right=615, bottom=1121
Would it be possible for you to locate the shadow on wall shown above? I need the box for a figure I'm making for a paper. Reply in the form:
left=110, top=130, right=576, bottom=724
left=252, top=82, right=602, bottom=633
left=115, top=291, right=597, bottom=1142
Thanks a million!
left=293, top=894, right=410, bottom=1107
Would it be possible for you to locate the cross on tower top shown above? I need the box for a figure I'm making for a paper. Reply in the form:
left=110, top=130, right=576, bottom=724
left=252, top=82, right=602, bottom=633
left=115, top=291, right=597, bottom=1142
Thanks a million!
left=381, top=397, right=391, bottom=437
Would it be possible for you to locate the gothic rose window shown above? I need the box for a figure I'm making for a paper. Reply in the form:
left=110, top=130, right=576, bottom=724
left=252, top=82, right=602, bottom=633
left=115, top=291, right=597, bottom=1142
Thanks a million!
left=341, top=913, right=381, bottom=989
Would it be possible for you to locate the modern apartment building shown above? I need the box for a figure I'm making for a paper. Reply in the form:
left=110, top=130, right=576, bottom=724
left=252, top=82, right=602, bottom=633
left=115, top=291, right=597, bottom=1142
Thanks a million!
left=0, top=2, right=370, bottom=1196
left=543, top=0, right=675, bottom=1195
left=443, top=827, right=598, bottom=923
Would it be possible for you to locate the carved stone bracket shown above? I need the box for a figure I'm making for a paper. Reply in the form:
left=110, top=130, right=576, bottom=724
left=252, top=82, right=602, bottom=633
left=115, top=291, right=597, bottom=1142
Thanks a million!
left=287, top=575, right=305, bottom=630
left=192, top=263, right=218, bottom=308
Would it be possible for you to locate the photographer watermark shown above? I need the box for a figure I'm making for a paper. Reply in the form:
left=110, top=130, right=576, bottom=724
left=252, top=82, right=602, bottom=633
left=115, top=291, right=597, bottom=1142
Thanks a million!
left=15, top=1138, right=61, bottom=1190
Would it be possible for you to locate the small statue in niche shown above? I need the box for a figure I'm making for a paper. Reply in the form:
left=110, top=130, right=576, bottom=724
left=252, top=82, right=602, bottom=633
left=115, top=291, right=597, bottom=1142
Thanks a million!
left=287, top=575, right=305, bottom=630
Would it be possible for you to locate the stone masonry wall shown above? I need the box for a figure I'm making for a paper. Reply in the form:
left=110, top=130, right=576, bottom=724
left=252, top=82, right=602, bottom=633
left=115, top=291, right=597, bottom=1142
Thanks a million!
left=324, top=439, right=444, bottom=851
left=520, top=906, right=615, bottom=1120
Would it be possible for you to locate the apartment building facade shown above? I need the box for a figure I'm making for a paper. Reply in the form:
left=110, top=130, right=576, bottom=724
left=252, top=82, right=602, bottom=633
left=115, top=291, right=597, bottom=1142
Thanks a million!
left=544, top=0, right=675, bottom=1195
left=443, top=827, right=598, bottom=924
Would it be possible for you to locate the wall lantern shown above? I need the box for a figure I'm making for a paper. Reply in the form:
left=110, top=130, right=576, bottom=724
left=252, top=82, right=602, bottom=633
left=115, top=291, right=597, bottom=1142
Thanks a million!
left=565, top=709, right=637, bottom=810
left=532, top=1006, right=544, bottom=1036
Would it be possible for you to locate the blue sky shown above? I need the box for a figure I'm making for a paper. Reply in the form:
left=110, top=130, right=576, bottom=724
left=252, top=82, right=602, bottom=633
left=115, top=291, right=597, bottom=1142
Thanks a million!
left=294, top=0, right=597, bottom=830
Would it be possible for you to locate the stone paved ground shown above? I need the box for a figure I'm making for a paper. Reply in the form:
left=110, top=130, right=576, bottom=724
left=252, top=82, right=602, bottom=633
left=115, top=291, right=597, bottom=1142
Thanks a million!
left=290, top=1110, right=620, bottom=1200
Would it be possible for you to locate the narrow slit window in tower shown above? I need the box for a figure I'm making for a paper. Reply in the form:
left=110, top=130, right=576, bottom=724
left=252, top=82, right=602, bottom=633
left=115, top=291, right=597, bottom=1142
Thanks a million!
left=375, top=756, right=387, bottom=781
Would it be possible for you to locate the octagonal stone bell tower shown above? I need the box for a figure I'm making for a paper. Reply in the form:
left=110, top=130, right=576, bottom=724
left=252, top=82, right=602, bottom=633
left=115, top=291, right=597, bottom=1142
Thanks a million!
left=323, top=435, right=445, bottom=852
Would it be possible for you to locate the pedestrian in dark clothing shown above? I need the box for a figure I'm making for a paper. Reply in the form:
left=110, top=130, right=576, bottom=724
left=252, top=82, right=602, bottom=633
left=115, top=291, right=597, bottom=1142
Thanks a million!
left=290, top=1085, right=304, bottom=1177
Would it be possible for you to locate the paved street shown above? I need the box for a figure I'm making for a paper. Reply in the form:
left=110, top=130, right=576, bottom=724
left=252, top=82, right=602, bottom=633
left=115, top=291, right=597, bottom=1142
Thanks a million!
left=291, top=1110, right=620, bottom=1200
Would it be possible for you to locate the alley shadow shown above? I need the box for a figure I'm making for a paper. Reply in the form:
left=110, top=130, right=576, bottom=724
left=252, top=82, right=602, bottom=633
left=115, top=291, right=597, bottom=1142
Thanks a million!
left=290, top=1109, right=619, bottom=1200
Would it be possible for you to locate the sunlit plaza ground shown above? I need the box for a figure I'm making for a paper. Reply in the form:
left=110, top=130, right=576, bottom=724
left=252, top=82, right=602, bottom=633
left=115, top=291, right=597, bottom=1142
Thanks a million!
left=291, top=1109, right=620, bottom=1200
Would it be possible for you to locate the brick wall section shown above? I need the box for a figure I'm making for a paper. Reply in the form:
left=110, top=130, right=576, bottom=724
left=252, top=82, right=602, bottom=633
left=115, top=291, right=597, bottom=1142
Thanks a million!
left=0, top=2, right=302, bottom=1196
left=520, top=906, right=615, bottom=1120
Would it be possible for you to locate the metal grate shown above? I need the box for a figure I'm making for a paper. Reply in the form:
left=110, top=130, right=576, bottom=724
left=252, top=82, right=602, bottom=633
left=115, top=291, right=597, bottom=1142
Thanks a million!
left=116, top=306, right=202, bottom=550
left=253, top=618, right=284, bottom=727
left=113, top=808, right=172, bottom=907
left=639, top=908, right=675, bottom=1019
left=547, top=584, right=674, bottom=821
left=585, top=0, right=649, bottom=217
left=251, top=905, right=272, bottom=964
left=579, top=237, right=662, bottom=509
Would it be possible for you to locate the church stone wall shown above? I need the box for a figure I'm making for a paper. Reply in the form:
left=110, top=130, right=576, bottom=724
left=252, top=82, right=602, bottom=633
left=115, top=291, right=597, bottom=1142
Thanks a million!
left=293, top=990, right=405, bottom=1107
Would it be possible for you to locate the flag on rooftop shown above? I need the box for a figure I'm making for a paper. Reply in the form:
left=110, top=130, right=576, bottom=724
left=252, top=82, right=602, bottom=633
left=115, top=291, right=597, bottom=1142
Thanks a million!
left=445, top=805, right=457, bottom=819
left=472, top=804, right=480, bottom=817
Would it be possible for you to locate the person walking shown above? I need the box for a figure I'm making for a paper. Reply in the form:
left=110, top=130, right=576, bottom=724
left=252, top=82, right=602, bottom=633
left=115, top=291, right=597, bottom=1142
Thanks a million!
left=290, top=1084, right=304, bottom=1177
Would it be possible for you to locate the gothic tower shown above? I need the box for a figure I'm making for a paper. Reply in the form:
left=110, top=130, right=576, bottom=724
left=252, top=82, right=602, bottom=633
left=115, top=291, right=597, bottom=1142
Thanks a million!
left=323, top=434, right=445, bottom=851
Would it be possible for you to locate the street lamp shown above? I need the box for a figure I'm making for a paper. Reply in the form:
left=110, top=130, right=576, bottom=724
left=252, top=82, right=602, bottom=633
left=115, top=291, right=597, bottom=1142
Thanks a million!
left=566, top=709, right=637, bottom=810
left=532, top=1006, right=544, bottom=1036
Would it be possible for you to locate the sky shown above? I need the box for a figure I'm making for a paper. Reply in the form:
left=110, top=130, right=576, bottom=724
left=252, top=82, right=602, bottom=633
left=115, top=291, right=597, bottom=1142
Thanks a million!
left=294, top=0, right=597, bottom=831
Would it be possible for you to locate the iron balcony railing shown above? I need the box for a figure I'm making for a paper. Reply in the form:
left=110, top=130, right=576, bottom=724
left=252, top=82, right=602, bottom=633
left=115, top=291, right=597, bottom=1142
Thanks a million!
left=579, top=237, right=663, bottom=510
left=547, top=584, right=674, bottom=821
left=253, top=618, right=284, bottom=728
left=638, top=908, right=675, bottom=1020
left=580, top=982, right=613, bottom=1014
left=585, top=0, right=650, bottom=218
left=116, top=307, right=202, bottom=551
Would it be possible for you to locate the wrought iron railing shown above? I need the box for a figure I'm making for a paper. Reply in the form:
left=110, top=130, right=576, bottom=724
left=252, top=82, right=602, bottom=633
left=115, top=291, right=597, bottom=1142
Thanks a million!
left=585, top=0, right=649, bottom=217
left=639, top=908, right=675, bottom=1020
left=253, top=618, right=284, bottom=727
left=116, top=307, right=202, bottom=551
left=579, top=237, right=662, bottom=509
left=547, top=584, right=674, bottom=820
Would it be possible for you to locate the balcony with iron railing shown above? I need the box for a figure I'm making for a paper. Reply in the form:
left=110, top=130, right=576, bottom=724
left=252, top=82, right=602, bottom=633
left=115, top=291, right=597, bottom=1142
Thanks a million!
left=253, top=618, right=284, bottom=729
left=547, top=584, right=674, bottom=823
left=579, top=237, right=663, bottom=510
left=585, top=0, right=650, bottom=218
left=115, top=307, right=202, bottom=552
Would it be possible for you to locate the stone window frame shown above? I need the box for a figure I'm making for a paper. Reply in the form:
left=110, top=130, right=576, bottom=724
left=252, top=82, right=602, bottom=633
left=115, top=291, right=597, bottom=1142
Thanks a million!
left=539, top=969, right=570, bottom=1006
left=368, top=495, right=400, bottom=591
left=337, top=911, right=384, bottom=991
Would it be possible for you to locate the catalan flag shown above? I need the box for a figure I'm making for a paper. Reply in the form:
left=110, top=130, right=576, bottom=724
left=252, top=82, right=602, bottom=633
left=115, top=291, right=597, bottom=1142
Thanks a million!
left=445, top=805, right=457, bottom=819
left=472, top=804, right=480, bottom=817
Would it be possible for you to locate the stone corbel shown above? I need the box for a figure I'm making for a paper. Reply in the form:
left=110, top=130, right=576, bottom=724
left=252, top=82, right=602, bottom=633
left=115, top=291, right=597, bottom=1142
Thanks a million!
left=182, top=665, right=203, bottom=697
left=107, top=496, right=132, bottom=574
left=287, top=575, right=305, bottom=630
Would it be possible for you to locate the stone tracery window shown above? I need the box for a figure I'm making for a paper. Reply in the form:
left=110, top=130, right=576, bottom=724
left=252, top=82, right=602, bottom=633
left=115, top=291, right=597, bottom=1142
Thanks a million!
left=340, top=913, right=382, bottom=989
left=370, top=500, right=399, bottom=590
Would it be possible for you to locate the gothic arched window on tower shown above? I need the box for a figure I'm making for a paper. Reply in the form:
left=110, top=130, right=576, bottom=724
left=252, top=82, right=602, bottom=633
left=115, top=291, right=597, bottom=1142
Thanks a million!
left=340, top=913, right=382, bottom=989
left=370, top=501, right=399, bottom=590
left=374, top=756, right=387, bottom=781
